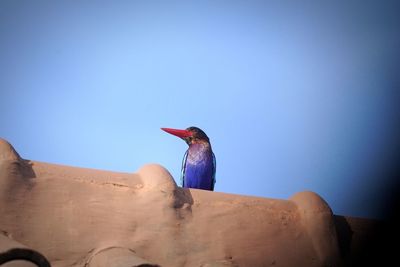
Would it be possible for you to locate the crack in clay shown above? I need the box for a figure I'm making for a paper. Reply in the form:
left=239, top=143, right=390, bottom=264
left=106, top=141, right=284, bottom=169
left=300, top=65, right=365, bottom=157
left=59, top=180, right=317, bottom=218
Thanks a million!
left=72, top=178, right=131, bottom=189
left=100, top=182, right=130, bottom=188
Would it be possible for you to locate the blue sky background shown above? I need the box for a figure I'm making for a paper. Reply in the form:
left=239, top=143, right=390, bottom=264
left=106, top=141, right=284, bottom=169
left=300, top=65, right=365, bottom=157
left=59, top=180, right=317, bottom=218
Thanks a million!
left=1, top=1, right=399, bottom=219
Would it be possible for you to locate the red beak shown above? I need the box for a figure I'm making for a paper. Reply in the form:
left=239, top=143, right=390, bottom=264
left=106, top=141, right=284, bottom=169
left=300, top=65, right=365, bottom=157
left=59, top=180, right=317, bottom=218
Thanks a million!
left=161, top=127, right=193, bottom=138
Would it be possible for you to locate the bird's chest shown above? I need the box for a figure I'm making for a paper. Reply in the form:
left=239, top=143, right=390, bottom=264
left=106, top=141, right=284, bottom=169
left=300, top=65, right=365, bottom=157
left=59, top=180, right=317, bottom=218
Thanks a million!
left=186, top=144, right=210, bottom=165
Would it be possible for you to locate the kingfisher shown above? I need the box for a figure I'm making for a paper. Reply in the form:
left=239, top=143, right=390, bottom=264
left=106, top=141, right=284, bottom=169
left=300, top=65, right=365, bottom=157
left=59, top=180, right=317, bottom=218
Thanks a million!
left=161, top=127, right=216, bottom=191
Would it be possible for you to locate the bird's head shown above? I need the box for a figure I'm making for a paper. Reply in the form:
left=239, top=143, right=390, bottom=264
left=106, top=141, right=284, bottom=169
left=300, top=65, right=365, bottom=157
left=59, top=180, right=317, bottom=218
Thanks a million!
left=161, top=126, right=210, bottom=145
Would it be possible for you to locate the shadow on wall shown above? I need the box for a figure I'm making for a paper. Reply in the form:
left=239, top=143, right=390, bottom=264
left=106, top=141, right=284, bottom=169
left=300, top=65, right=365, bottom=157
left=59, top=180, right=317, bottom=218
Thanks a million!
left=19, top=160, right=36, bottom=179
left=334, top=215, right=353, bottom=261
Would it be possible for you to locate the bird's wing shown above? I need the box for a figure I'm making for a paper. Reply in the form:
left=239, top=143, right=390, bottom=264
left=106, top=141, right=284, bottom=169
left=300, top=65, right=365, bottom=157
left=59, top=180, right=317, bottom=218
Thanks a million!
left=180, top=150, right=188, bottom=187
left=211, top=152, right=216, bottom=191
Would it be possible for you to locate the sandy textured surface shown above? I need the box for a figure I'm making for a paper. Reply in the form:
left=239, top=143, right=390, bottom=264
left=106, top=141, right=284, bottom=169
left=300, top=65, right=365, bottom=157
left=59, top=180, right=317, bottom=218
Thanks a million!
left=0, top=138, right=386, bottom=267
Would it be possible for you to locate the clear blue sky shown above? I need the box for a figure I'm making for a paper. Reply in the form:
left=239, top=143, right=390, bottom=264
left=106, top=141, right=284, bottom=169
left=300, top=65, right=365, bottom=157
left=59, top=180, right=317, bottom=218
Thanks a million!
left=1, top=1, right=399, bottom=219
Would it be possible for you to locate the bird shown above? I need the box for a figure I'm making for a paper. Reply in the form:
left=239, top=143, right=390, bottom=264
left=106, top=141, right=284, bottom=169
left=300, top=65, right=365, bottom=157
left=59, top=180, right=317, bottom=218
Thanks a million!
left=161, top=126, right=216, bottom=191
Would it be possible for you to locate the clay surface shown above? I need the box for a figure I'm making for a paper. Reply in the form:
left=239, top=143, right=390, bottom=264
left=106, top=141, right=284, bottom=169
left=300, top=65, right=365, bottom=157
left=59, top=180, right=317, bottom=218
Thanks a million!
left=0, top=139, right=383, bottom=266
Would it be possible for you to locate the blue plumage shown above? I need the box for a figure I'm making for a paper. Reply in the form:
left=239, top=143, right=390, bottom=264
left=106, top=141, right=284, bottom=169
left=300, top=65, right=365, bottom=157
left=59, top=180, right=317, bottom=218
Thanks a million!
left=181, top=143, right=216, bottom=190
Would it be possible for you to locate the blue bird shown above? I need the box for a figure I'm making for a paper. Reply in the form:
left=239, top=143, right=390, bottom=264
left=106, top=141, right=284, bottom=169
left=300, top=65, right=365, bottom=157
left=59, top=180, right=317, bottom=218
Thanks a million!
left=161, top=127, right=216, bottom=191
